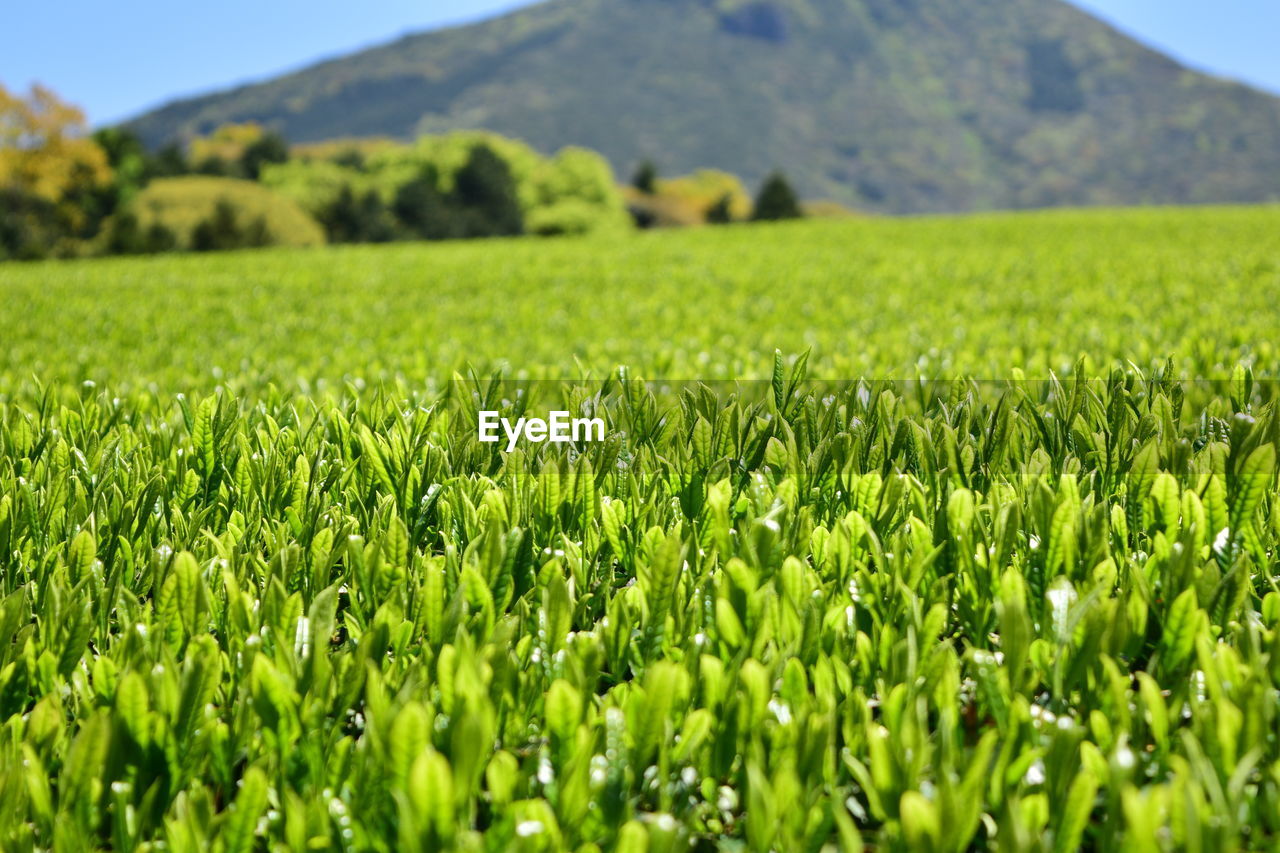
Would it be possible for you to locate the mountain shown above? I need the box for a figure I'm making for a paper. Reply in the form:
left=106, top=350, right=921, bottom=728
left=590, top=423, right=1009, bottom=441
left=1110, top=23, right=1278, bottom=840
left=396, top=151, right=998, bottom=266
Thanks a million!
left=125, top=0, right=1280, bottom=214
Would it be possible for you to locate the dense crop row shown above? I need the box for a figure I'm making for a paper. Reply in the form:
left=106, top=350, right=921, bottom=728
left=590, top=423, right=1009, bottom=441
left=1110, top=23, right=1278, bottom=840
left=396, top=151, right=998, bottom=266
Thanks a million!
left=3, top=208, right=1280, bottom=392
left=1, top=210, right=1280, bottom=850
left=1, top=368, right=1278, bottom=850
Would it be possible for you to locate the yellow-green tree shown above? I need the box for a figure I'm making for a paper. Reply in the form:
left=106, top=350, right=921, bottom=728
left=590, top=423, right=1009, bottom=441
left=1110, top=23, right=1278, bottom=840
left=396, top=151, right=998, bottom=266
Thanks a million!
left=0, top=83, right=112, bottom=203
left=657, top=170, right=753, bottom=221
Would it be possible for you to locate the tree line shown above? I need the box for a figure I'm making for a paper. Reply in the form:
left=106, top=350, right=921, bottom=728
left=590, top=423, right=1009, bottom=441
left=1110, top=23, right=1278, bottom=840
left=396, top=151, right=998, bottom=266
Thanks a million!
left=2, top=83, right=817, bottom=262
left=628, top=159, right=804, bottom=225
left=0, top=85, right=532, bottom=260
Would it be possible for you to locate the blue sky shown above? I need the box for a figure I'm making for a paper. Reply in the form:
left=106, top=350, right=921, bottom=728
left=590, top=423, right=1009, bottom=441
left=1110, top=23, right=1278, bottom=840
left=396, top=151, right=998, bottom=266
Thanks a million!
left=2, top=1, right=1278, bottom=126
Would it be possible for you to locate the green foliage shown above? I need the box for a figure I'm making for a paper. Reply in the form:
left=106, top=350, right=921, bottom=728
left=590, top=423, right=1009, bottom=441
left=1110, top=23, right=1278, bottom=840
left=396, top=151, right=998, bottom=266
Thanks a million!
left=126, top=176, right=326, bottom=250
left=752, top=171, right=803, bottom=221
left=323, top=185, right=398, bottom=244
left=705, top=193, right=734, bottom=224
left=0, top=366, right=1278, bottom=848
left=9, top=120, right=627, bottom=258
left=149, top=143, right=189, bottom=179
left=632, top=159, right=658, bottom=194
left=0, top=187, right=67, bottom=261
left=527, top=199, right=615, bottom=237
left=452, top=144, right=523, bottom=237
left=265, top=134, right=631, bottom=241
left=628, top=169, right=755, bottom=228
left=532, top=147, right=632, bottom=235
left=239, top=131, right=289, bottom=180
left=103, top=211, right=178, bottom=256
left=91, top=127, right=150, bottom=209
left=258, top=158, right=371, bottom=219
left=2, top=206, right=1280, bottom=847
left=1, top=89, right=633, bottom=260
left=190, top=200, right=270, bottom=252
left=2, top=207, right=1280, bottom=384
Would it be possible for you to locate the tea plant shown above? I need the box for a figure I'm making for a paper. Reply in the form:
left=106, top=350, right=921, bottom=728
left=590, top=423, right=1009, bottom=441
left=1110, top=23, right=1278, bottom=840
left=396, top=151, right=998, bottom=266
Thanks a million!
left=2, top=207, right=1280, bottom=390
left=1, top=208, right=1280, bottom=850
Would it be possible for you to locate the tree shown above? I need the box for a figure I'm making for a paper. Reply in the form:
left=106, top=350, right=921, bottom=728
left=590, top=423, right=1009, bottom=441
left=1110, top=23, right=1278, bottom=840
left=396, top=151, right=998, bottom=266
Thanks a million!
left=191, top=199, right=269, bottom=252
left=104, top=211, right=176, bottom=255
left=189, top=123, right=271, bottom=179
left=241, top=132, right=289, bottom=180
left=196, top=156, right=233, bottom=177
left=529, top=147, right=632, bottom=236
left=706, top=193, right=734, bottom=225
left=357, top=191, right=396, bottom=243
left=453, top=144, right=523, bottom=238
left=321, top=185, right=364, bottom=243
left=0, top=187, right=65, bottom=260
left=1, top=82, right=112, bottom=245
left=93, top=128, right=148, bottom=193
left=631, top=160, right=658, bottom=194
left=150, top=143, right=189, bottom=178
left=393, top=167, right=458, bottom=241
left=0, top=84, right=112, bottom=201
left=142, top=223, right=178, bottom=254
left=105, top=210, right=144, bottom=254
left=87, top=127, right=153, bottom=235
left=323, top=185, right=397, bottom=243
left=332, top=148, right=366, bottom=171
left=191, top=201, right=237, bottom=251
left=243, top=215, right=271, bottom=248
left=751, top=171, right=802, bottom=221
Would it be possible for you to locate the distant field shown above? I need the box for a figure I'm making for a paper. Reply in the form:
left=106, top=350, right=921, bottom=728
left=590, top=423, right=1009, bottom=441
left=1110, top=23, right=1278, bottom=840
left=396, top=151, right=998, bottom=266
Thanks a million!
left=3, top=206, right=1280, bottom=395
left=2, top=208, right=1280, bottom=850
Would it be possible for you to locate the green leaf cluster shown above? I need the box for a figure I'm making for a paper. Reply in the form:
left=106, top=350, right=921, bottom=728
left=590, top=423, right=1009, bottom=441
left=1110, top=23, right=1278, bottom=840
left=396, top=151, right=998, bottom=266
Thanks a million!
left=0, top=369, right=1279, bottom=849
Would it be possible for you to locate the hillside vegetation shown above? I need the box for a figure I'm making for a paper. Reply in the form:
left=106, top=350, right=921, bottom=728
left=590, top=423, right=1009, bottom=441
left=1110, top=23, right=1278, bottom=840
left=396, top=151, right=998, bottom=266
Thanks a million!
left=0, top=84, right=638, bottom=261
left=129, top=177, right=327, bottom=249
left=125, top=0, right=1280, bottom=213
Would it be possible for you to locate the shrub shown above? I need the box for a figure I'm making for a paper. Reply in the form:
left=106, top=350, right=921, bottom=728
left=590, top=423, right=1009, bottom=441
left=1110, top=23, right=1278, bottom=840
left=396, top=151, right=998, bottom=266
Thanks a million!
left=259, top=159, right=371, bottom=220
left=527, top=200, right=614, bottom=236
left=533, top=147, right=631, bottom=235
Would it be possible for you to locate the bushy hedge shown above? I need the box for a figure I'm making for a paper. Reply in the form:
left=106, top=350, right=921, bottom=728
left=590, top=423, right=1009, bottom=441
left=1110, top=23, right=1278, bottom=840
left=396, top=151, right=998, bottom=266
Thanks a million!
left=125, top=177, right=326, bottom=250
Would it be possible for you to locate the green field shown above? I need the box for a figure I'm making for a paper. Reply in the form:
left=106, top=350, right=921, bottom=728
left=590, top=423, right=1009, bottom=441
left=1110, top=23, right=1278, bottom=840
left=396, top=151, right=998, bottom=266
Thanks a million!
left=5, top=206, right=1280, bottom=392
left=2, top=207, right=1280, bottom=851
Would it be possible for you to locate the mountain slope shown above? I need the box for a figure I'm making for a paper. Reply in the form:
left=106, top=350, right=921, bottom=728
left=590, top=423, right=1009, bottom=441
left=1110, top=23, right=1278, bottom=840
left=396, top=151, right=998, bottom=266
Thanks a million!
left=126, top=0, right=1280, bottom=213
